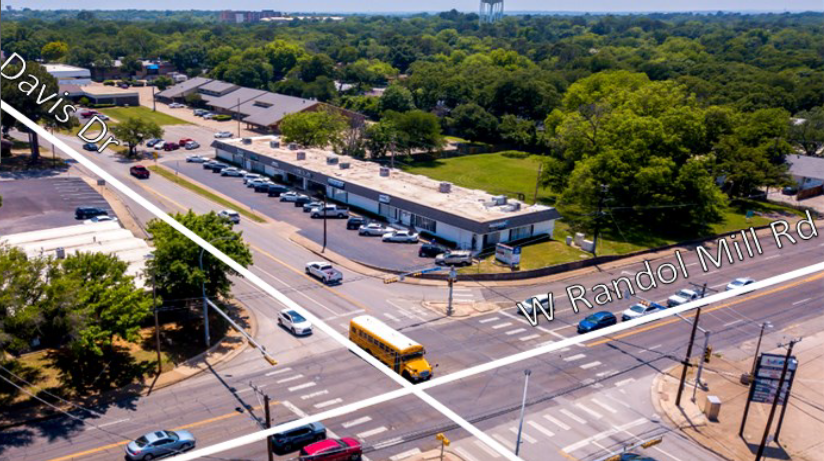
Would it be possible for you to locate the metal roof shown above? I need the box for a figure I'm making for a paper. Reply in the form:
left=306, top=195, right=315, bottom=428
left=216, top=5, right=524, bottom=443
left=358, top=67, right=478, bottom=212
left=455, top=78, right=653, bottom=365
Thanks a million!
left=241, top=94, right=318, bottom=127
left=156, top=77, right=213, bottom=99
left=351, top=315, right=421, bottom=352
left=207, top=88, right=268, bottom=111
left=198, top=80, right=239, bottom=96
left=788, top=154, right=824, bottom=181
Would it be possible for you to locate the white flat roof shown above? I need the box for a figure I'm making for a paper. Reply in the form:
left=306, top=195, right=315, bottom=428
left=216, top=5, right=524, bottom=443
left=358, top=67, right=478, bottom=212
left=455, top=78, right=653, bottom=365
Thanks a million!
left=351, top=315, right=421, bottom=352
left=44, top=63, right=90, bottom=74
left=218, top=136, right=557, bottom=223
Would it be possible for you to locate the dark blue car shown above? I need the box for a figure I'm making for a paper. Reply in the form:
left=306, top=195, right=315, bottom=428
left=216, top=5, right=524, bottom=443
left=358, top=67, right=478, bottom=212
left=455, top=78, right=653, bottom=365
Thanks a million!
left=577, top=311, right=617, bottom=334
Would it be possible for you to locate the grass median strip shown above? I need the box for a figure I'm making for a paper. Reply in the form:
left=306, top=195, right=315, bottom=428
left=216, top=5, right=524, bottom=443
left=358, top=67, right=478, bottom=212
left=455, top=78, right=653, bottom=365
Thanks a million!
left=147, top=165, right=266, bottom=223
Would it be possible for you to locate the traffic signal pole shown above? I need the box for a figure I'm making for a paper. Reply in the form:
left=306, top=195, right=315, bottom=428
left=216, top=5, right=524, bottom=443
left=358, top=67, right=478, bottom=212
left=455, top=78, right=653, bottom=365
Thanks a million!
left=676, top=306, right=702, bottom=408
left=265, top=394, right=274, bottom=461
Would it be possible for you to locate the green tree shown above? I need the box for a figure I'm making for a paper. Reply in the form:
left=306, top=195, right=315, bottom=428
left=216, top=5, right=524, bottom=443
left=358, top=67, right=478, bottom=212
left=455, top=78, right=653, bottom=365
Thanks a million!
left=789, top=107, right=824, bottom=156
left=41, top=41, right=69, bottom=62
left=111, top=117, right=163, bottom=157
left=153, top=76, right=174, bottom=91
left=383, top=110, right=445, bottom=155
left=146, top=211, right=253, bottom=303
left=448, top=103, right=498, bottom=143
left=279, top=109, right=348, bottom=149
left=264, top=40, right=308, bottom=79
left=379, top=85, right=416, bottom=114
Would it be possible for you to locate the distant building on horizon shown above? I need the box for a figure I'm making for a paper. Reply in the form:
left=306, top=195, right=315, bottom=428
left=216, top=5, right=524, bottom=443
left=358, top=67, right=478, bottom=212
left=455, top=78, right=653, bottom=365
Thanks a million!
left=219, top=10, right=281, bottom=23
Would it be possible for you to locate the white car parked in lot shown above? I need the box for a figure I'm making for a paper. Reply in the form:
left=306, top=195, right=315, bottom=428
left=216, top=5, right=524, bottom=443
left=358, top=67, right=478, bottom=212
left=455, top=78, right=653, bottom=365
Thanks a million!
left=279, top=191, right=308, bottom=202
left=84, top=216, right=119, bottom=225
left=305, top=261, right=343, bottom=285
left=382, top=230, right=419, bottom=243
left=214, top=131, right=233, bottom=138
left=169, top=103, right=186, bottom=108
left=186, top=154, right=208, bottom=163
left=242, top=173, right=261, bottom=184
left=184, top=141, right=200, bottom=150
left=218, top=209, right=240, bottom=224
left=358, top=223, right=387, bottom=236
left=278, top=309, right=313, bottom=336
left=310, top=205, right=348, bottom=219
left=220, top=167, right=243, bottom=177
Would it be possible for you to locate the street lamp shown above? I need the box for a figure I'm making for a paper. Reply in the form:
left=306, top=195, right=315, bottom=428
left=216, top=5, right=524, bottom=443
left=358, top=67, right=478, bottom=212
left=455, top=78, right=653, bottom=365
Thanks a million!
left=144, top=253, right=162, bottom=376
left=515, top=369, right=532, bottom=456
left=199, top=236, right=237, bottom=348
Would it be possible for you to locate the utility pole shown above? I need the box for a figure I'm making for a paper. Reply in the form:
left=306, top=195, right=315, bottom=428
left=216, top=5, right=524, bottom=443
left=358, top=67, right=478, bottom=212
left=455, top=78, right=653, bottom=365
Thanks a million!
left=264, top=394, right=274, bottom=461
left=145, top=254, right=162, bottom=375
left=446, top=266, right=456, bottom=316
left=755, top=339, right=800, bottom=461
left=748, top=322, right=773, bottom=380
left=692, top=330, right=712, bottom=402
left=532, top=162, right=543, bottom=205
left=515, top=369, right=532, bottom=456
left=322, top=191, right=328, bottom=253
left=675, top=288, right=704, bottom=407
left=151, top=85, right=156, bottom=112
left=774, top=353, right=798, bottom=443
left=236, top=97, right=242, bottom=138
left=592, top=184, right=608, bottom=257
left=199, top=236, right=237, bottom=348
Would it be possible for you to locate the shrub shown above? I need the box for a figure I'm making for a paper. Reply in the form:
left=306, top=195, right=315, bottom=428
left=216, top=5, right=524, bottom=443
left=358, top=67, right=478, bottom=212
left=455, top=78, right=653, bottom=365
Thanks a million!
left=89, top=103, right=116, bottom=109
left=103, top=80, right=115, bottom=86
left=213, top=114, right=233, bottom=122
left=500, top=150, right=531, bottom=159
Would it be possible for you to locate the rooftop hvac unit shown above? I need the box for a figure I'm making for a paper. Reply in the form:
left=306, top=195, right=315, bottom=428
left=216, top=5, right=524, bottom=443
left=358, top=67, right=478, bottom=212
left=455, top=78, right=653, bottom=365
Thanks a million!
left=339, top=162, right=350, bottom=170
left=493, top=195, right=508, bottom=206
left=269, top=140, right=280, bottom=148
left=439, top=182, right=452, bottom=193
left=296, top=151, right=306, bottom=161
left=288, top=143, right=298, bottom=150
left=379, top=167, right=390, bottom=177
left=241, top=138, right=252, bottom=145
left=505, top=202, right=521, bottom=212
left=55, top=247, right=66, bottom=260
left=326, top=156, right=339, bottom=165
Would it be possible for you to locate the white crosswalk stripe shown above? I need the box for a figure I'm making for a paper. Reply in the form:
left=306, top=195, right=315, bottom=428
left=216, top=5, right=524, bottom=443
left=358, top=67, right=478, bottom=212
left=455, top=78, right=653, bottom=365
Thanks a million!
left=543, top=414, right=571, bottom=431
left=560, top=409, right=587, bottom=424
left=527, top=420, right=555, bottom=438
left=341, top=416, right=372, bottom=428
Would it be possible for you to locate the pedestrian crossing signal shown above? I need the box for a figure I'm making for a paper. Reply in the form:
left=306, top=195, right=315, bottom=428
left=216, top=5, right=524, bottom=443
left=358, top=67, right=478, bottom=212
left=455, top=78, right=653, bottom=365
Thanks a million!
left=704, top=346, right=713, bottom=363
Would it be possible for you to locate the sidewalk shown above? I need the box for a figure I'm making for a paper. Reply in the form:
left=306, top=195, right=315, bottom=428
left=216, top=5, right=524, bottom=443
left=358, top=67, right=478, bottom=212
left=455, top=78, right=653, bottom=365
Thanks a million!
left=652, top=323, right=824, bottom=461
left=403, top=448, right=467, bottom=461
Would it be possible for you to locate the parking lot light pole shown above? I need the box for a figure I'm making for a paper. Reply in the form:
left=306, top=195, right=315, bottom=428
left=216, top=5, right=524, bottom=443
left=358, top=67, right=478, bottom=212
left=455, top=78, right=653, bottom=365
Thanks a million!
left=199, top=236, right=237, bottom=348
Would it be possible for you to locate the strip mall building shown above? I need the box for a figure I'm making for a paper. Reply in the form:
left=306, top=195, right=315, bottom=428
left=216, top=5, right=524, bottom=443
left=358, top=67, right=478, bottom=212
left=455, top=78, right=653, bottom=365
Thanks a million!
left=213, top=136, right=561, bottom=251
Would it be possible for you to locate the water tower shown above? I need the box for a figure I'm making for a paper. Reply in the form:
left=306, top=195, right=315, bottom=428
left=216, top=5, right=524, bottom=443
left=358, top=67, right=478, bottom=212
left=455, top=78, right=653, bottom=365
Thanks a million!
left=479, top=0, right=504, bottom=24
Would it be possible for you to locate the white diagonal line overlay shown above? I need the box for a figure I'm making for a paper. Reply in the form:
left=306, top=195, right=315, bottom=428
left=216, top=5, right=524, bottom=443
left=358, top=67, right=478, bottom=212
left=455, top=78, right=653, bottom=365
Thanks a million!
left=0, top=100, right=519, bottom=461
left=6, top=100, right=824, bottom=460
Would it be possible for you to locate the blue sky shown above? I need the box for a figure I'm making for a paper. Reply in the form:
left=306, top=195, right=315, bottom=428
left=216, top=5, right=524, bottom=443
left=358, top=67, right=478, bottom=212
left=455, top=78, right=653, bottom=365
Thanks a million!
left=8, top=0, right=823, bottom=13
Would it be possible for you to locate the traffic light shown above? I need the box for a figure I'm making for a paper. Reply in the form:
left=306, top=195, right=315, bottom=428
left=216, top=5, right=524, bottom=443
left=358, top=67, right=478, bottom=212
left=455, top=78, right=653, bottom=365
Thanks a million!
left=703, top=346, right=713, bottom=363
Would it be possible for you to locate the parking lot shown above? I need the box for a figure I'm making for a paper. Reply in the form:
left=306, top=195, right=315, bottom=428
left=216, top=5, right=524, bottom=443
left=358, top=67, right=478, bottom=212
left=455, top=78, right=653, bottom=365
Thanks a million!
left=163, top=160, right=433, bottom=272
left=0, top=176, right=114, bottom=234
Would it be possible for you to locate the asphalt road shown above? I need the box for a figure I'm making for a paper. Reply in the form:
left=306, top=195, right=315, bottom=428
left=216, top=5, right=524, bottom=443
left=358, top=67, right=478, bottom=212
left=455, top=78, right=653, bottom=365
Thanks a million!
left=3, top=133, right=823, bottom=461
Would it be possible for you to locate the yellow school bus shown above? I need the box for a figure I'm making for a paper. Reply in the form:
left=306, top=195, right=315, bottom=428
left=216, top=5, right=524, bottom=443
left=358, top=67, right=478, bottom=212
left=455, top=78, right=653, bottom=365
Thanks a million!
left=349, top=315, right=433, bottom=382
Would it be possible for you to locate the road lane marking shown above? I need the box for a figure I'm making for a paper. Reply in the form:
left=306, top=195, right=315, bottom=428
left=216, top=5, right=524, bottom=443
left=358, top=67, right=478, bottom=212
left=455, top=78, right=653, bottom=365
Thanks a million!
left=792, top=298, right=812, bottom=306
left=357, top=426, right=388, bottom=438
left=508, top=426, right=536, bottom=443
left=580, top=361, right=601, bottom=370
left=560, top=409, right=587, bottom=425
left=372, top=437, right=403, bottom=450
left=562, top=418, right=647, bottom=453
left=520, top=334, right=541, bottom=341
left=506, top=328, right=527, bottom=335
left=591, top=399, right=618, bottom=414
left=543, top=414, right=571, bottom=430
left=266, top=367, right=292, bottom=376
left=492, top=434, right=514, bottom=450
left=574, top=403, right=602, bottom=420
left=614, top=378, right=635, bottom=387
left=300, top=390, right=329, bottom=400
left=390, top=448, right=422, bottom=460
left=83, top=418, right=130, bottom=430
left=474, top=440, right=502, bottom=458
left=527, top=420, right=555, bottom=438
left=605, top=394, right=632, bottom=409
left=288, top=382, right=316, bottom=392
left=722, top=319, right=744, bottom=327
left=314, top=398, right=343, bottom=409
left=384, top=312, right=401, bottom=322
left=479, top=317, right=500, bottom=323
left=276, top=374, right=304, bottom=384
left=455, top=447, right=481, bottom=461
left=564, top=354, right=586, bottom=362
left=342, top=416, right=372, bottom=428
left=492, top=322, right=513, bottom=329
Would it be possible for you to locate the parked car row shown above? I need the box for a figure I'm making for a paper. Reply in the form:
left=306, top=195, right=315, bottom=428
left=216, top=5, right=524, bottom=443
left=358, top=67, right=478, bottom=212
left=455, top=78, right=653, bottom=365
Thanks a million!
left=147, top=138, right=200, bottom=151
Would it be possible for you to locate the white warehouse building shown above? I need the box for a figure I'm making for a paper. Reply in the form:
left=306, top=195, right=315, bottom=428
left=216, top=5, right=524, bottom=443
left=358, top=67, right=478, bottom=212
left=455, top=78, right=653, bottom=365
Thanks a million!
left=43, top=63, right=92, bottom=86
left=213, top=136, right=561, bottom=251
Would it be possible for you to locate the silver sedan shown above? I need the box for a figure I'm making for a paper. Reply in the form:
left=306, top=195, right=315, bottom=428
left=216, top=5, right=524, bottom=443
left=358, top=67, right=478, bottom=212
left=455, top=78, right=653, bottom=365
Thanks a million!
left=125, top=430, right=196, bottom=460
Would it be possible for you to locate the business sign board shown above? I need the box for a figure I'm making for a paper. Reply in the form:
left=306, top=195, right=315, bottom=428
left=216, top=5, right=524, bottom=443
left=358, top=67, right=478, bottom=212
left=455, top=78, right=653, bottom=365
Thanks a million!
left=328, top=178, right=346, bottom=189
left=495, top=243, right=521, bottom=266
left=749, top=353, right=797, bottom=404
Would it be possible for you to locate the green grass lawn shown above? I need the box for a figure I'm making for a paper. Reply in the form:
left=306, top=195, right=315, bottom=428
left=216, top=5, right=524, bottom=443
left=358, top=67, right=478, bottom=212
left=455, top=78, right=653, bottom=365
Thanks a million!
left=399, top=151, right=553, bottom=203
left=148, top=165, right=266, bottom=223
left=99, top=106, right=190, bottom=126
left=402, top=153, right=808, bottom=271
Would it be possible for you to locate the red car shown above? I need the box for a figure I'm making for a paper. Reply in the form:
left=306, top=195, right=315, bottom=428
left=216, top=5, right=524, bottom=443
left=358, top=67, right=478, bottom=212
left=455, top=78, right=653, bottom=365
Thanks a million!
left=163, top=142, right=180, bottom=151
left=179, top=138, right=193, bottom=146
left=130, top=165, right=150, bottom=179
left=299, top=438, right=362, bottom=461
left=79, top=110, right=99, bottom=118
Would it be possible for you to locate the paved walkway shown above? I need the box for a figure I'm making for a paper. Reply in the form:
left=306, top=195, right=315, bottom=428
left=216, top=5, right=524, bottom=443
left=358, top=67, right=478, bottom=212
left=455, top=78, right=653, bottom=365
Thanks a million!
left=653, top=319, right=824, bottom=461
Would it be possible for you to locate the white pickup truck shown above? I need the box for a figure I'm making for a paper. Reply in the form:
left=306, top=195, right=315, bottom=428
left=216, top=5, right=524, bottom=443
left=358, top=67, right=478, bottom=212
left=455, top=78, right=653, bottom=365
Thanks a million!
left=305, top=261, right=343, bottom=285
left=310, top=205, right=349, bottom=219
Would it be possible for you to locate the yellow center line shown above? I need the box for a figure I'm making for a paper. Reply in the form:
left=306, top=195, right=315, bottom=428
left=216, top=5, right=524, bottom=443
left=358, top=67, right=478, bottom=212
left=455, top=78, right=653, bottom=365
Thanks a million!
left=587, top=271, right=824, bottom=347
left=44, top=404, right=273, bottom=461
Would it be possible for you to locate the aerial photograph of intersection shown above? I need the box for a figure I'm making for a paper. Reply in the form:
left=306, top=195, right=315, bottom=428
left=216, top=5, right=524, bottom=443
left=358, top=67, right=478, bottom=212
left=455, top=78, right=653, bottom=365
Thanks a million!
left=1, top=1, right=824, bottom=461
